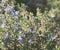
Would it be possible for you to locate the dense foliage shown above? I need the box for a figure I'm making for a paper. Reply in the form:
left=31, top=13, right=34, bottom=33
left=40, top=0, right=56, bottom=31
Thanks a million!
left=0, top=0, right=60, bottom=50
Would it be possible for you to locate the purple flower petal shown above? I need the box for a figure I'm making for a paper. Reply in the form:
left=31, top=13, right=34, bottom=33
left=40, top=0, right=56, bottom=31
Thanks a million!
left=31, top=31, right=36, bottom=34
left=50, top=35, right=55, bottom=40
left=29, top=29, right=36, bottom=34
left=28, top=39, right=33, bottom=43
left=15, top=24, right=19, bottom=30
left=18, top=36, right=23, bottom=43
left=12, top=10, right=19, bottom=16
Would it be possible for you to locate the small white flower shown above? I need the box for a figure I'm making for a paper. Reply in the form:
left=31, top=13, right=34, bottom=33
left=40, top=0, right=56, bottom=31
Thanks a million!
left=18, top=31, right=22, bottom=34
left=15, top=11, right=19, bottom=15
left=0, top=23, right=5, bottom=28
left=9, top=7, right=14, bottom=12
left=18, top=36, right=22, bottom=40
left=50, top=14, right=55, bottom=18
left=4, top=7, right=10, bottom=12
left=23, top=34, right=27, bottom=37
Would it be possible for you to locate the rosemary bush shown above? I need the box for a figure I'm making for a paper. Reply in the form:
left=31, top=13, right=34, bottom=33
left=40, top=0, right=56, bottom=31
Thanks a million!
left=0, top=0, right=60, bottom=50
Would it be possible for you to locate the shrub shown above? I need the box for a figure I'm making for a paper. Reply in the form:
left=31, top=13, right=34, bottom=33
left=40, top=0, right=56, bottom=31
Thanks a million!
left=0, top=0, right=60, bottom=50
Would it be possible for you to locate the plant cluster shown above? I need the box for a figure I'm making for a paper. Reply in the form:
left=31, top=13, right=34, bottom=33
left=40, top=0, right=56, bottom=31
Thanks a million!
left=0, top=0, right=60, bottom=50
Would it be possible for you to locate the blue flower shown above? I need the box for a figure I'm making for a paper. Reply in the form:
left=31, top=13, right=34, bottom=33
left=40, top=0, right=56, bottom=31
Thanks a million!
left=12, top=10, right=19, bottom=16
left=18, top=36, right=23, bottom=43
left=50, top=35, right=55, bottom=40
left=15, top=24, right=19, bottom=30
left=23, top=34, right=27, bottom=37
left=12, top=10, right=16, bottom=15
left=29, top=29, right=36, bottom=34
left=28, top=39, right=33, bottom=43
left=31, top=31, right=36, bottom=34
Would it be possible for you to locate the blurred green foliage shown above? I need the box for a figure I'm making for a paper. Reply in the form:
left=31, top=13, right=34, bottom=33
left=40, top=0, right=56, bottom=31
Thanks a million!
left=0, top=0, right=60, bottom=50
